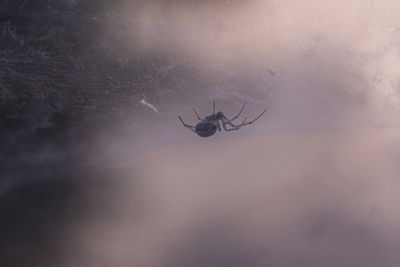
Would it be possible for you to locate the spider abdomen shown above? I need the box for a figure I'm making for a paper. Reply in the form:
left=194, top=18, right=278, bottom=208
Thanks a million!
left=195, top=120, right=217, bottom=137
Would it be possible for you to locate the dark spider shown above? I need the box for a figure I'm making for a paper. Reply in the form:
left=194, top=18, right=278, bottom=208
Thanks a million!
left=178, top=101, right=267, bottom=137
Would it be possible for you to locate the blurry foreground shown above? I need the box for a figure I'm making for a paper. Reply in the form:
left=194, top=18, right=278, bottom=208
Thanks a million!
left=65, top=128, right=400, bottom=267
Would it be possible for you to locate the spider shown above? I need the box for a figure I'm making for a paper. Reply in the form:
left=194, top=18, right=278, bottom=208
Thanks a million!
left=178, top=101, right=267, bottom=137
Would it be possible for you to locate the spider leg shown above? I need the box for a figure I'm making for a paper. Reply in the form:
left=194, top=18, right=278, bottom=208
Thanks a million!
left=221, top=116, right=247, bottom=131
left=192, top=107, right=202, bottom=120
left=222, top=115, right=245, bottom=128
left=229, top=102, right=247, bottom=121
left=226, top=108, right=267, bottom=126
left=217, top=119, right=221, bottom=132
left=220, top=119, right=231, bottom=131
left=178, top=116, right=196, bottom=132
left=221, top=121, right=242, bottom=131
left=242, top=108, right=268, bottom=125
left=221, top=107, right=267, bottom=131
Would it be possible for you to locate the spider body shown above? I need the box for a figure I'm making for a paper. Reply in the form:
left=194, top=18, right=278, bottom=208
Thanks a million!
left=204, top=111, right=224, bottom=121
left=195, top=119, right=218, bottom=137
left=178, top=101, right=267, bottom=137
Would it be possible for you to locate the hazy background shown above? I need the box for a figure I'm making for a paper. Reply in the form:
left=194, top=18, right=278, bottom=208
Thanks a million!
left=2, top=0, right=400, bottom=266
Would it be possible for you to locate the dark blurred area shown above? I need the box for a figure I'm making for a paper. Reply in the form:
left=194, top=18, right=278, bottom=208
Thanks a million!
left=0, top=1, right=140, bottom=266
